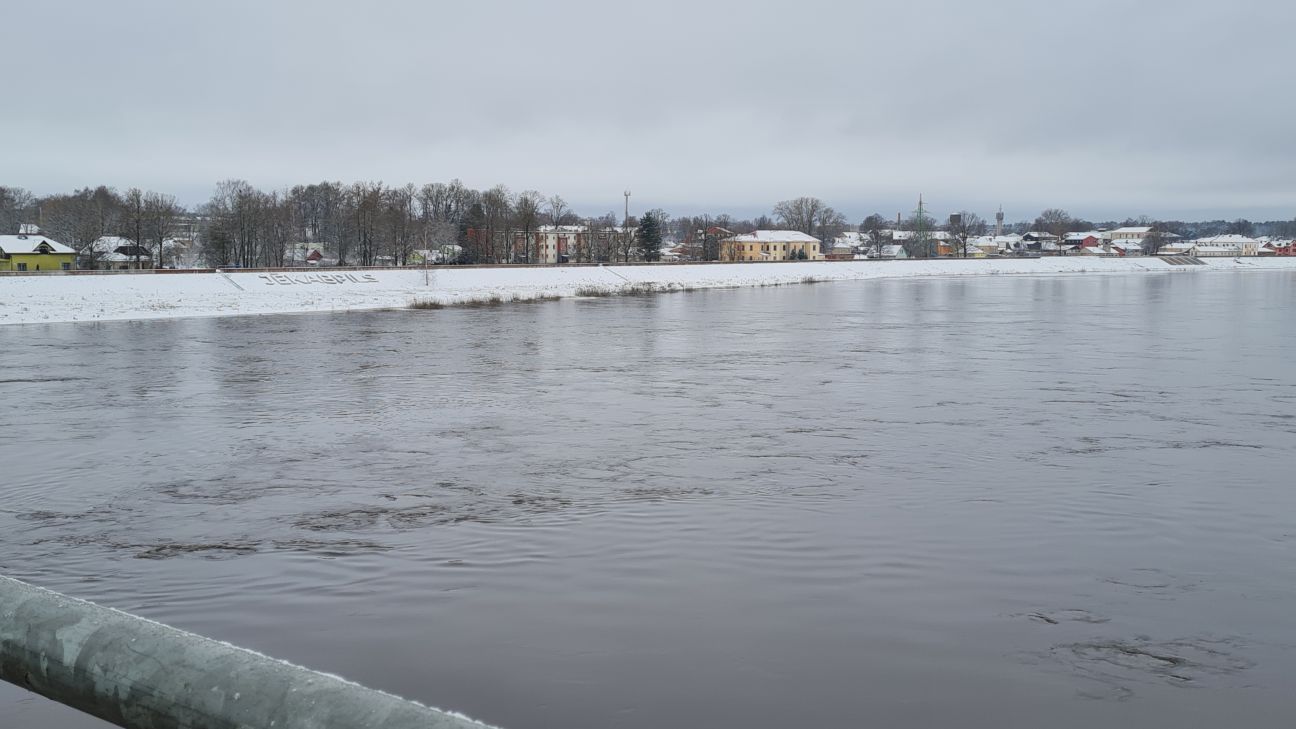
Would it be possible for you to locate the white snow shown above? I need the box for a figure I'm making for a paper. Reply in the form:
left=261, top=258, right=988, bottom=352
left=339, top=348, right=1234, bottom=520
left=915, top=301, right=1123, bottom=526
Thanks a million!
left=2, top=257, right=1295, bottom=326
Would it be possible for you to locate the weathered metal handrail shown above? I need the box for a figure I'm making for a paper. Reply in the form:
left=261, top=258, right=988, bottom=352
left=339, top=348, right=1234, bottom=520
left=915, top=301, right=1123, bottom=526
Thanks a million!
left=0, top=575, right=495, bottom=729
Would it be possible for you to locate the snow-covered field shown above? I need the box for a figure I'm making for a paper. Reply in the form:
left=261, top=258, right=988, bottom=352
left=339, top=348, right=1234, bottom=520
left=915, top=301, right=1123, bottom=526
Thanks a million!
left=2, top=257, right=1294, bottom=326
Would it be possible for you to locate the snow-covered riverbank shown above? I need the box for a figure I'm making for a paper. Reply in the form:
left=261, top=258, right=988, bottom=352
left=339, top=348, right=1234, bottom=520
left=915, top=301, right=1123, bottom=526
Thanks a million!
left=2, top=257, right=1294, bottom=325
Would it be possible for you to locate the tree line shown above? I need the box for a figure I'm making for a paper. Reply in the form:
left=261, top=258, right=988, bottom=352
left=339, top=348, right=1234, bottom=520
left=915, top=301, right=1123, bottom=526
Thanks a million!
left=0, top=185, right=182, bottom=267
left=4, top=182, right=1294, bottom=267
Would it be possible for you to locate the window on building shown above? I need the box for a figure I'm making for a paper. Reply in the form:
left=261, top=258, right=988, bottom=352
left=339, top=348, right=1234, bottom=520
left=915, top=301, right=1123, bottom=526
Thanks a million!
left=17, top=262, right=28, bottom=271
left=62, top=262, right=71, bottom=270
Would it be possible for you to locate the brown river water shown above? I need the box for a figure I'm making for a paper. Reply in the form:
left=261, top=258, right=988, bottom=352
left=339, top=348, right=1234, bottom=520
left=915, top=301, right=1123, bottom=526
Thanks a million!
left=2, top=271, right=1295, bottom=728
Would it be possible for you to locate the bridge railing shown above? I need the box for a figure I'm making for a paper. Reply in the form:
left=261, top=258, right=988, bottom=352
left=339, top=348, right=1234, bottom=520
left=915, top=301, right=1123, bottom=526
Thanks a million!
left=0, top=575, right=495, bottom=729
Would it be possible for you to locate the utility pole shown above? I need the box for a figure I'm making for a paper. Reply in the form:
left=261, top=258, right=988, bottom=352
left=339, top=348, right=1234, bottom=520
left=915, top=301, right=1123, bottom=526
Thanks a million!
left=623, top=189, right=631, bottom=262
left=915, top=194, right=931, bottom=258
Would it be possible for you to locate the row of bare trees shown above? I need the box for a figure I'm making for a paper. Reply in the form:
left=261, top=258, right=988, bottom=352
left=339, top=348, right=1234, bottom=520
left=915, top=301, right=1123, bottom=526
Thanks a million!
left=200, top=180, right=733, bottom=266
left=772, top=197, right=849, bottom=241
left=1, top=185, right=182, bottom=267
left=200, top=180, right=626, bottom=267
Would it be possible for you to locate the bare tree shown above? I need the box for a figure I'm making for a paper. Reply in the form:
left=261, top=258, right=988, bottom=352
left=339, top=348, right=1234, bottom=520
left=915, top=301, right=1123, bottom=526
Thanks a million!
left=901, top=204, right=938, bottom=258
left=121, top=188, right=147, bottom=267
left=480, top=185, right=512, bottom=263
left=772, top=197, right=825, bottom=235
left=262, top=192, right=295, bottom=267
left=546, top=195, right=569, bottom=227
left=347, top=182, right=383, bottom=266
left=287, top=181, right=345, bottom=264
left=617, top=214, right=639, bottom=262
left=545, top=194, right=570, bottom=263
left=1142, top=228, right=1170, bottom=255
left=948, top=211, right=987, bottom=257
left=513, top=190, right=543, bottom=263
left=0, top=186, right=36, bottom=234
left=1035, top=208, right=1075, bottom=254
left=860, top=213, right=890, bottom=256
left=590, top=212, right=617, bottom=262
left=37, top=187, right=123, bottom=263
left=201, top=180, right=265, bottom=267
left=813, top=206, right=847, bottom=242
left=141, top=192, right=181, bottom=267
left=383, top=184, right=417, bottom=265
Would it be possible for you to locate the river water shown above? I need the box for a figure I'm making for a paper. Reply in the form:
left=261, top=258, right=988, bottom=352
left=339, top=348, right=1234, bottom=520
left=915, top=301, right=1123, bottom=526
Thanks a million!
left=2, top=271, right=1295, bottom=728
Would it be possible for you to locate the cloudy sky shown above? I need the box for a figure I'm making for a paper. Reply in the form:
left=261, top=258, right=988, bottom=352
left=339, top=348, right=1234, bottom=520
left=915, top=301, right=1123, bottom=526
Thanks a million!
left=6, top=0, right=1294, bottom=222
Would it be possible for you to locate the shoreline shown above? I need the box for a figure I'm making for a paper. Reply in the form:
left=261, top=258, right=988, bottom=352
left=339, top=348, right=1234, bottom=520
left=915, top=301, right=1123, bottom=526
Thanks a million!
left=2, top=257, right=1294, bottom=326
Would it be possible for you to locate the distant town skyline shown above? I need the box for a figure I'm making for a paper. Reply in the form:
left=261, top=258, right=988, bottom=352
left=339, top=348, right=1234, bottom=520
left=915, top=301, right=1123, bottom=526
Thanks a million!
left=6, top=1, right=1295, bottom=222
left=9, top=181, right=1292, bottom=228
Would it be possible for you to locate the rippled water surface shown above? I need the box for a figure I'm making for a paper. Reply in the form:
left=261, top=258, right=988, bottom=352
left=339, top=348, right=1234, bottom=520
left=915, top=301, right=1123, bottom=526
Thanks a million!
left=3, top=272, right=1296, bottom=728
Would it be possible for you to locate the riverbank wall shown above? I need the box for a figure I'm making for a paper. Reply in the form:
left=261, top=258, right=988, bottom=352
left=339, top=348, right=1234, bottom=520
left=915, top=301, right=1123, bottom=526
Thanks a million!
left=2, top=257, right=1294, bottom=325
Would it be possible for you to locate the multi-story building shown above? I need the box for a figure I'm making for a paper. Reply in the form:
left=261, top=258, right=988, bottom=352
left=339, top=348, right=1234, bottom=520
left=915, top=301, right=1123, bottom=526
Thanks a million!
left=532, top=225, right=586, bottom=264
left=1107, top=226, right=1154, bottom=241
left=720, top=230, right=823, bottom=262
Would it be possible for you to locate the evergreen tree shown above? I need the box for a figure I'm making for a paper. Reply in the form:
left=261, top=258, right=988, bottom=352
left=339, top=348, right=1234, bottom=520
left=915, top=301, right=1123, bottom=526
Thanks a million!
left=637, top=211, right=663, bottom=261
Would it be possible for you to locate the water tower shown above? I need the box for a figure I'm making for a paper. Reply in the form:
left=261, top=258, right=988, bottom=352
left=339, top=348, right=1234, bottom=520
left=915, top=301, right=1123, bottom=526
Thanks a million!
left=995, top=206, right=1005, bottom=237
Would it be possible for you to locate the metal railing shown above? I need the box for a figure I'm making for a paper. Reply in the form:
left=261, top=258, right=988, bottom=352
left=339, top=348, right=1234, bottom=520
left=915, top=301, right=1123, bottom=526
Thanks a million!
left=0, top=575, right=495, bottom=729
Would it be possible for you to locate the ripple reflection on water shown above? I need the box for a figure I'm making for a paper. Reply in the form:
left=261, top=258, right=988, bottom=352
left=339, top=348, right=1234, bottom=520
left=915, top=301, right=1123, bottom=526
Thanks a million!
left=3, top=273, right=1296, bottom=729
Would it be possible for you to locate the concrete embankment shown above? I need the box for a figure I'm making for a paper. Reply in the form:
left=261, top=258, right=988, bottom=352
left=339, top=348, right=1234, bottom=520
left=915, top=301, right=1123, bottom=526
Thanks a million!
left=2, top=257, right=1294, bottom=325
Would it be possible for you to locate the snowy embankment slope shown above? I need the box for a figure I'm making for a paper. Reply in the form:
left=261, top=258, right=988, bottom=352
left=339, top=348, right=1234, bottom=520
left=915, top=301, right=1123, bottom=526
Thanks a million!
left=2, top=257, right=1294, bottom=326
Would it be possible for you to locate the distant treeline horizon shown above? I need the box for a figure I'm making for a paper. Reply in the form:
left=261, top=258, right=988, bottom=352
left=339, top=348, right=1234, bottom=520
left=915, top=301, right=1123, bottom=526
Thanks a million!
left=4, top=181, right=1294, bottom=268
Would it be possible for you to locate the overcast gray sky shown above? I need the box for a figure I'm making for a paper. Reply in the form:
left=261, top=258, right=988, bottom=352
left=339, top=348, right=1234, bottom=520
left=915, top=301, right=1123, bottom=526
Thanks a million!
left=6, top=0, right=1294, bottom=222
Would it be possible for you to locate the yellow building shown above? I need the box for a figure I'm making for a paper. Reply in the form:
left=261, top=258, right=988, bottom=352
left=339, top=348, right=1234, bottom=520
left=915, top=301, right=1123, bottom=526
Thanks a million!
left=0, top=234, right=77, bottom=271
left=720, top=230, right=823, bottom=262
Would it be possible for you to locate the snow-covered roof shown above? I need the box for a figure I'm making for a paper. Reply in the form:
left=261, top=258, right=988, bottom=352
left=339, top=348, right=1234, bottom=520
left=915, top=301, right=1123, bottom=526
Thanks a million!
left=1108, top=239, right=1146, bottom=251
left=725, top=230, right=821, bottom=243
left=891, top=230, right=952, bottom=241
left=1064, top=231, right=1101, bottom=241
left=0, top=234, right=76, bottom=254
left=85, top=236, right=138, bottom=254
left=1110, top=226, right=1153, bottom=234
left=969, top=235, right=1020, bottom=248
left=1192, top=234, right=1257, bottom=245
left=835, top=230, right=894, bottom=243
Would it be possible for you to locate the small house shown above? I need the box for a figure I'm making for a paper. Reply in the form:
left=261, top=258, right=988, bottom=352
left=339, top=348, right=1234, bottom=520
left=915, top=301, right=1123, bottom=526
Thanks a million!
left=0, top=233, right=77, bottom=271
left=82, top=236, right=154, bottom=270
